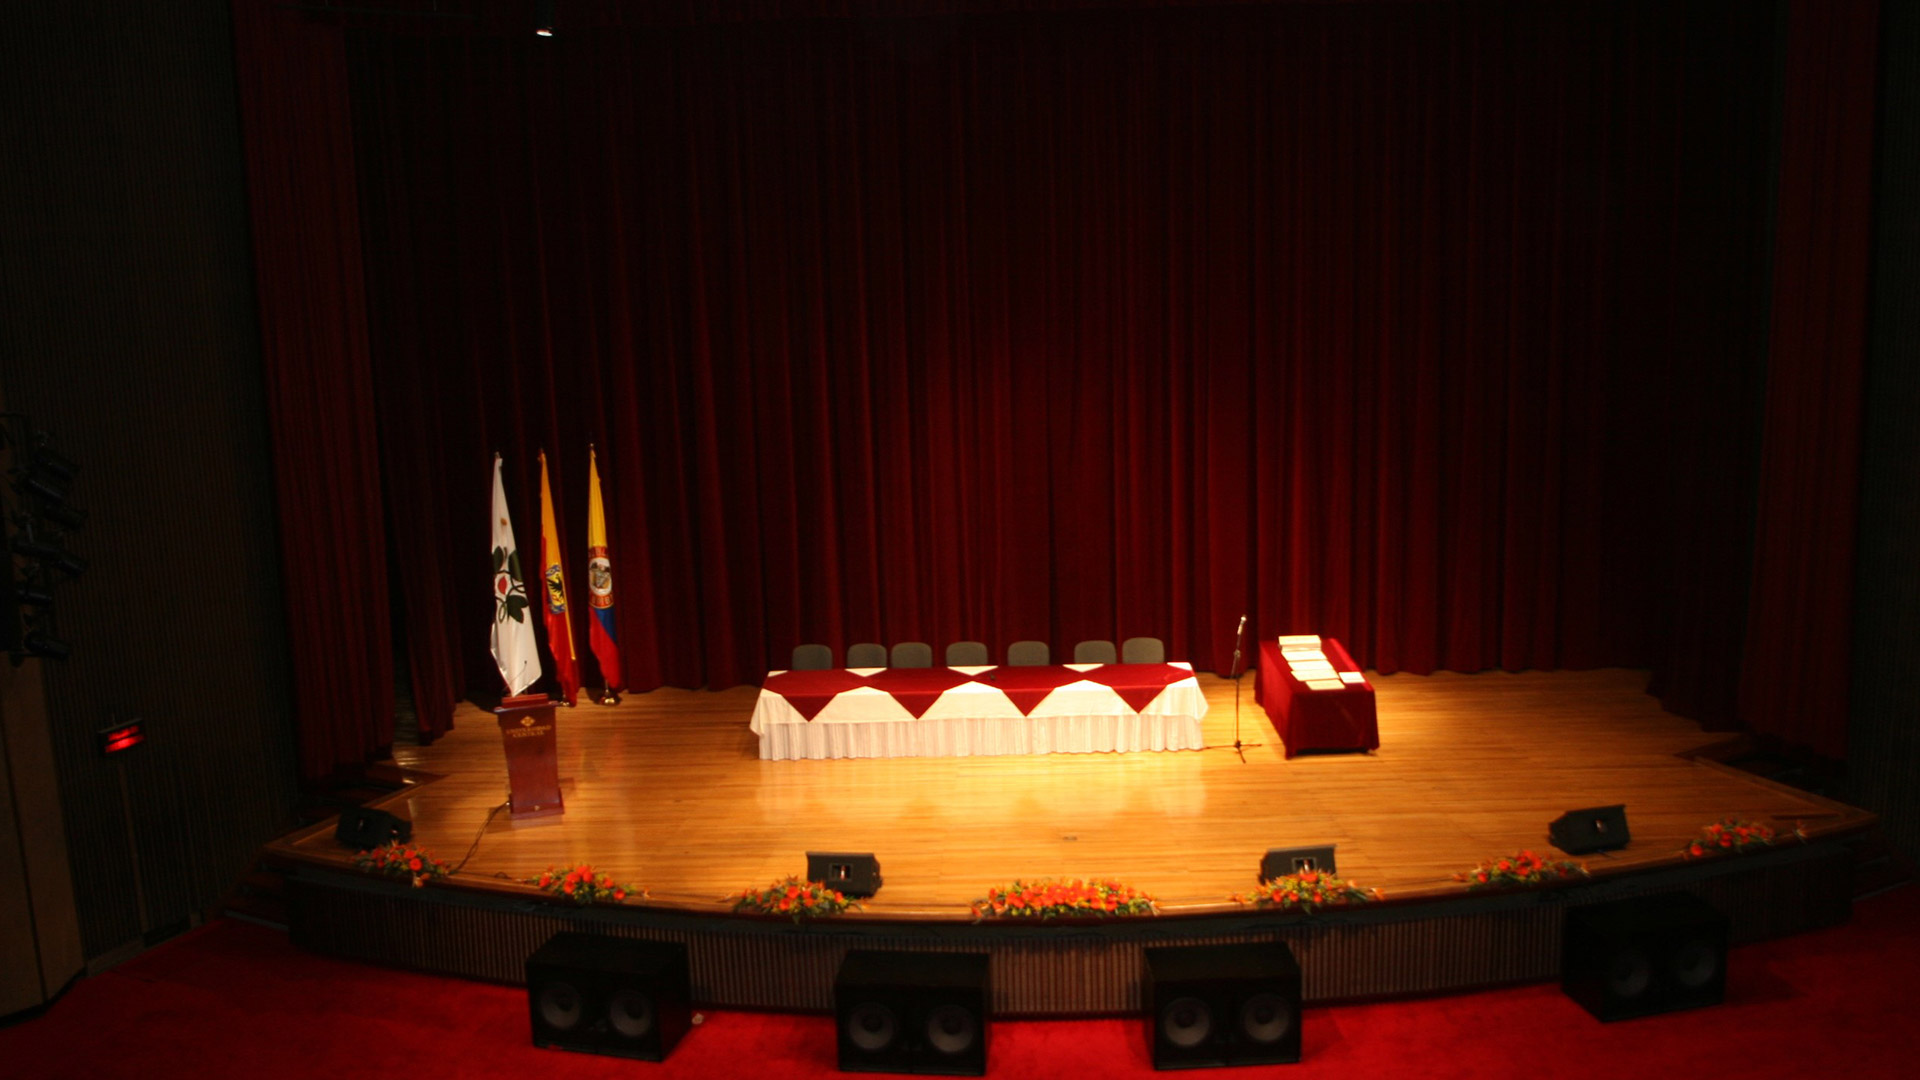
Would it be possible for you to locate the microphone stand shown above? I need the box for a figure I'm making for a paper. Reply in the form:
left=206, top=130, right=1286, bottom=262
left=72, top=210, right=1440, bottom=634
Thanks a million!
left=1206, top=614, right=1262, bottom=763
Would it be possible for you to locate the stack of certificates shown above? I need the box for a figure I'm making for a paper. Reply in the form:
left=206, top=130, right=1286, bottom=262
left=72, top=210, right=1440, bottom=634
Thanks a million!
left=1276, top=634, right=1367, bottom=691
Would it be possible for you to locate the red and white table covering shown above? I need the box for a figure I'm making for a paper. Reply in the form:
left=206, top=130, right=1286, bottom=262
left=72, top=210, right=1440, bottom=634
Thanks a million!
left=749, top=662, right=1208, bottom=760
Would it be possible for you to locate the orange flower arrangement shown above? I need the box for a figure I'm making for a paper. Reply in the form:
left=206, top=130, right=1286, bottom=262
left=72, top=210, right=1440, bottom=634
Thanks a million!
left=1682, top=817, right=1798, bottom=858
left=354, top=840, right=450, bottom=888
left=526, top=864, right=644, bottom=906
left=1233, top=870, right=1378, bottom=912
left=1457, top=850, right=1587, bottom=890
left=731, top=876, right=861, bottom=922
left=970, top=879, right=1157, bottom=921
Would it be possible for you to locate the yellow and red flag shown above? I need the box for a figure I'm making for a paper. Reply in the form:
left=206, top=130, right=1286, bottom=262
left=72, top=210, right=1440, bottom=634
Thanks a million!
left=586, top=446, right=622, bottom=690
left=537, top=449, right=580, bottom=705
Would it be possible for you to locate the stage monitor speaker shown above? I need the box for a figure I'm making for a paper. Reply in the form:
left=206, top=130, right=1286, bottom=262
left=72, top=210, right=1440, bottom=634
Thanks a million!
left=1259, top=844, right=1337, bottom=881
left=1549, top=804, right=1630, bottom=855
left=808, top=851, right=883, bottom=898
left=527, top=932, right=693, bottom=1061
left=835, top=950, right=990, bottom=1075
left=333, top=806, right=412, bottom=850
left=1562, top=892, right=1729, bottom=1022
left=1146, top=941, right=1302, bottom=1069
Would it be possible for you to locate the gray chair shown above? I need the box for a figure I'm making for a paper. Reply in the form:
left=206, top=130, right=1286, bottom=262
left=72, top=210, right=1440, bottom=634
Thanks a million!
left=1007, top=640, right=1050, bottom=666
left=1121, top=636, right=1165, bottom=664
left=846, top=642, right=887, bottom=668
left=945, top=641, right=989, bottom=666
left=791, top=643, right=833, bottom=670
left=891, top=641, right=933, bottom=669
left=1073, top=639, right=1117, bottom=664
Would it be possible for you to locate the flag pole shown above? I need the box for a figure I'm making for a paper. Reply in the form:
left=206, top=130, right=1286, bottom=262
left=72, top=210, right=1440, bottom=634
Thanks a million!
left=592, top=440, right=608, bottom=707
left=587, top=442, right=622, bottom=706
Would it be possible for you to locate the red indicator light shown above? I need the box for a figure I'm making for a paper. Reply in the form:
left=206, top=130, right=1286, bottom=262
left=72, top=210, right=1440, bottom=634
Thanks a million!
left=98, top=722, right=145, bottom=755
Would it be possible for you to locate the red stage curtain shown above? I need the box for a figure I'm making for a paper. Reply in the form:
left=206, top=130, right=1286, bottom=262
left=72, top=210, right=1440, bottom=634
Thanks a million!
left=229, top=1, right=396, bottom=778
left=1734, top=0, right=1879, bottom=760
left=333, top=1, right=1790, bottom=709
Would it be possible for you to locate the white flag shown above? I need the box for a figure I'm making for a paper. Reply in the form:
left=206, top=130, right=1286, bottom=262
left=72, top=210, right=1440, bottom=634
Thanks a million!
left=489, top=453, right=543, bottom=696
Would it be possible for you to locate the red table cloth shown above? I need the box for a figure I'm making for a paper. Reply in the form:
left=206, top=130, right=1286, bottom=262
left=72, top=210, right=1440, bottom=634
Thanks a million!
left=750, top=662, right=1208, bottom=760
left=1254, top=638, right=1379, bottom=758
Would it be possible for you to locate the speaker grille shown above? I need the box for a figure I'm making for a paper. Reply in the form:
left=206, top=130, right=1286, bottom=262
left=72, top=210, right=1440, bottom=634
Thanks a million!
left=925, top=1003, right=978, bottom=1055
left=836, top=950, right=990, bottom=1074
left=1239, top=992, right=1294, bottom=1044
left=846, top=1001, right=899, bottom=1052
left=608, top=989, right=655, bottom=1039
left=1161, top=996, right=1213, bottom=1048
left=525, top=932, right=693, bottom=1061
left=1562, top=892, right=1731, bottom=1022
left=1607, top=950, right=1652, bottom=999
left=1671, top=940, right=1719, bottom=989
left=1147, top=942, right=1302, bottom=1067
left=538, top=981, right=584, bottom=1031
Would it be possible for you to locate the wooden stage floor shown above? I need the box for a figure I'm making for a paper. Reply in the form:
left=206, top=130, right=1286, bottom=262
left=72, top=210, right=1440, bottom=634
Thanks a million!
left=276, top=668, right=1869, bottom=917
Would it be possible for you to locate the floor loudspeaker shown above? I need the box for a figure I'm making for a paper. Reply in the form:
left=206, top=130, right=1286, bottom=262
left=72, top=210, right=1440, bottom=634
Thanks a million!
left=527, top=932, right=693, bottom=1061
left=808, top=850, right=883, bottom=897
left=1549, top=804, right=1630, bottom=855
left=1259, top=845, right=1337, bottom=881
left=1562, top=892, right=1729, bottom=1022
left=835, top=950, right=990, bottom=1075
left=333, top=806, right=411, bottom=850
left=1146, top=941, right=1302, bottom=1069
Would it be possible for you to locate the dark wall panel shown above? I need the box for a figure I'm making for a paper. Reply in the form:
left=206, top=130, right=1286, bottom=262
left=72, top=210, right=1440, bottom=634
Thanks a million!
left=0, top=3, right=298, bottom=958
left=1848, top=0, right=1920, bottom=860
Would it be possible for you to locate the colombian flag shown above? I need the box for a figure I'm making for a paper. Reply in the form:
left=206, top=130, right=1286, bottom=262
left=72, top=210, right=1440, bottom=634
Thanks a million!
left=586, top=446, right=623, bottom=690
left=537, top=450, right=580, bottom=705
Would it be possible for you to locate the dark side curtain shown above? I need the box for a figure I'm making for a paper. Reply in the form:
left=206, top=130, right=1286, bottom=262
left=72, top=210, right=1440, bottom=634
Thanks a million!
left=230, top=0, right=1875, bottom=767
left=1735, top=0, right=1879, bottom=759
left=231, top=0, right=396, bottom=780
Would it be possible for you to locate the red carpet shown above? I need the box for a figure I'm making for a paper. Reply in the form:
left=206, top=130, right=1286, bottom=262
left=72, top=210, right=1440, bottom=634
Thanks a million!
left=6, top=885, right=1915, bottom=1079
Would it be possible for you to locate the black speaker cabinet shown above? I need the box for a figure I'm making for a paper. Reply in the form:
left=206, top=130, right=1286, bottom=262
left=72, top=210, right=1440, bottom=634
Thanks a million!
left=333, top=806, right=412, bottom=850
left=1562, top=892, right=1730, bottom=1022
left=527, top=932, right=693, bottom=1061
left=1259, top=845, right=1337, bottom=881
left=1146, top=941, right=1302, bottom=1069
left=835, top=950, right=990, bottom=1075
left=1549, top=804, right=1631, bottom=855
left=808, top=851, right=883, bottom=897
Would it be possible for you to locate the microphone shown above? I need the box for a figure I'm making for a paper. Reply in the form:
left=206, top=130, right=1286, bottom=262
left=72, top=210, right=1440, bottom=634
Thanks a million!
left=1236, top=614, right=1247, bottom=637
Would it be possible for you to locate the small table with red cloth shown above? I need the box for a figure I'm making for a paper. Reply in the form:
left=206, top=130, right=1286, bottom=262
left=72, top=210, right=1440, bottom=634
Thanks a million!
left=1254, top=638, right=1379, bottom=758
left=750, top=662, right=1208, bottom=760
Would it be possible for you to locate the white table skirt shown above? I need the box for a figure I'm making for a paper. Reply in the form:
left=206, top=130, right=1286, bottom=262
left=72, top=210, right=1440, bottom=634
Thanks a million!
left=749, top=664, right=1208, bottom=760
left=755, top=711, right=1206, bottom=759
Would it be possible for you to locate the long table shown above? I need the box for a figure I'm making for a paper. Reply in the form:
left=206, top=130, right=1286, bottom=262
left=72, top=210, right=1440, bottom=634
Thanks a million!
left=1254, top=637, right=1379, bottom=757
left=750, top=662, right=1208, bottom=760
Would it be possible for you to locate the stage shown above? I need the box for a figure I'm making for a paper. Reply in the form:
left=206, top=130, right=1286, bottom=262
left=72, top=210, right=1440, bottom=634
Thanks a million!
left=269, top=667, right=1874, bottom=1014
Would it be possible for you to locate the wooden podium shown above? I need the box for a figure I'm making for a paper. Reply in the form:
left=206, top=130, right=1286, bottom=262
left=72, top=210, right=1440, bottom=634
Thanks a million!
left=495, top=694, right=564, bottom=825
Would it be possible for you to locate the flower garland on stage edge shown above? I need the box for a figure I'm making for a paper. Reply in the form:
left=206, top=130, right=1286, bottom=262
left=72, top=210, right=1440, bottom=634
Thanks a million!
left=731, top=876, right=862, bottom=923
left=355, top=841, right=451, bottom=888
left=1457, top=850, right=1588, bottom=891
left=1682, top=817, right=1803, bottom=859
left=526, top=864, right=645, bottom=906
left=1232, top=871, right=1379, bottom=912
left=970, top=879, right=1158, bottom=921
